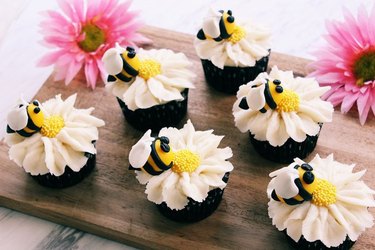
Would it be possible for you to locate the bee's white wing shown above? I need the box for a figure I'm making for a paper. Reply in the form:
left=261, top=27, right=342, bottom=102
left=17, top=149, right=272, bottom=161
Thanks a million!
left=102, top=48, right=123, bottom=75
left=246, top=83, right=266, bottom=111
left=202, top=9, right=221, bottom=38
left=129, top=130, right=154, bottom=169
left=271, top=167, right=299, bottom=199
left=7, top=105, right=28, bottom=131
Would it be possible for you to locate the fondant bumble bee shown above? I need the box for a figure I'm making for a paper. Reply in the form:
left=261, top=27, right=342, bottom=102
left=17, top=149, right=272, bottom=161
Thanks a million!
left=129, top=130, right=174, bottom=176
left=197, top=9, right=236, bottom=42
left=102, top=44, right=141, bottom=83
left=7, top=98, right=44, bottom=137
left=270, top=163, right=317, bottom=205
left=238, top=78, right=286, bottom=113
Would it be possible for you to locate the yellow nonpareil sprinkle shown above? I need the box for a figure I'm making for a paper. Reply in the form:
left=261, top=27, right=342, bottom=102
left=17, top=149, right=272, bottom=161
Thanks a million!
left=41, top=115, right=65, bottom=138
left=227, top=25, right=246, bottom=44
left=139, top=59, right=161, bottom=80
left=311, top=179, right=337, bottom=207
left=172, top=149, right=200, bottom=173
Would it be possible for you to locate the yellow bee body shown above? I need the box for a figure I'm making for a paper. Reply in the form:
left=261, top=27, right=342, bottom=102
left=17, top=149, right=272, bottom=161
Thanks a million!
left=197, top=10, right=236, bottom=42
left=103, top=46, right=141, bottom=83
left=129, top=134, right=174, bottom=176
left=271, top=163, right=318, bottom=205
left=7, top=100, right=44, bottom=137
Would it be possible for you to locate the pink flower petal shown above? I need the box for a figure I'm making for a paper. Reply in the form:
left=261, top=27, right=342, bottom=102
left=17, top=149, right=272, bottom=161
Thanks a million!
left=65, top=60, right=83, bottom=85
left=357, top=90, right=371, bottom=125
left=38, top=50, right=65, bottom=67
left=85, top=60, right=99, bottom=89
left=341, top=92, right=359, bottom=113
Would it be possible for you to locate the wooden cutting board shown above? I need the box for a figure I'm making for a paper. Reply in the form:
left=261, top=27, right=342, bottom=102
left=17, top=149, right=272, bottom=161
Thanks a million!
left=0, top=26, right=374, bottom=249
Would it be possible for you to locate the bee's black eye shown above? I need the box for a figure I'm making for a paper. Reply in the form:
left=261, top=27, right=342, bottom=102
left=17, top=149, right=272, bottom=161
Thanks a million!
left=128, top=51, right=136, bottom=59
left=159, top=136, right=169, bottom=144
left=227, top=10, right=232, bottom=15
left=19, top=104, right=24, bottom=108
left=34, top=107, right=40, bottom=114
left=301, top=163, right=313, bottom=171
left=32, top=100, right=39, bottom=106
left=275, top=86, right=283, bottom=93
left=303, top=172, right=315, bottom=184
left=227, top=16, right=235, bottom=23
left=273, top=79, right=281, bottom=85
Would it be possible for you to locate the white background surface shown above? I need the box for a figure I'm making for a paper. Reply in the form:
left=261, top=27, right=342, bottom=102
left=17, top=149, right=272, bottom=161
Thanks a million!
left=0, top=0, right=373, bottom=249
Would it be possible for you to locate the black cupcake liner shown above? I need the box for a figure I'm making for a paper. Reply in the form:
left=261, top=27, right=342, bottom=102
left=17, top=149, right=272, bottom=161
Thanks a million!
left=31, top=153, right=96, bottom=188
left=285, top=232, right=355, bottom=250
left=250, top=124, right=323, bottom=164
left=201, top=51, right=270, bottom=94
left=156, top=172, right=230, bottom=222
left=117, top=89, right=189, bottom=132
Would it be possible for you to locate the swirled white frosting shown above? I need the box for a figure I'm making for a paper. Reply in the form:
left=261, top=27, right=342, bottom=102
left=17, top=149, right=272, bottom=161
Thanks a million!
left=106, top=48, right=195, bottom=111
left=268, top=154, right=375, bottom=247
left=233, top=66, right=333, bottom=146
left=194, top=17, right=271, bottom=69
left=5, top=94, right=105, bottom=176
left=130, top=120, right=234, bottom=210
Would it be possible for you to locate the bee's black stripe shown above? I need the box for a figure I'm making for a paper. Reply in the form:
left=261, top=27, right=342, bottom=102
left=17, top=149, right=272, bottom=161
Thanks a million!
left=271, top=190, right=280, bottom=201
left=16, top=129, right=33, bottom=137
left=116, top=72, right=133, bottom=82
left=259, top=107, right=267, bottom=113
left=219, top=17, right=230, bottom=39
left=7, top=125, right=15, bottom=133
left=150, top=140, right=173, bottom=170
left=283, top=197, right=304, bottom=205
left=197, top=29, right=206, bottom=40
left=107, top=75, right=117, bottom=82
left=295, top=178, right=313, bottom=201
left=26, top=110, right=40, bottom=131
left=143, top=161, right=162, bottom=176
left=121, top=55, right=139, bottom=76
left=264, top=82, right=277, bottom=110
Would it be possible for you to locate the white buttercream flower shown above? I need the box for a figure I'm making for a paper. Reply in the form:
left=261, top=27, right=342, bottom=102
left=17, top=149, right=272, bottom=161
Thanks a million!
left=233, top=66, right=333, bottom=146
left=106, top=48, right=195, bottom=111
left=131, top=120, right=234, bottom=210
left=5, top=94, right=105, bottom=176
left=268, top=154, right=375, bottom=247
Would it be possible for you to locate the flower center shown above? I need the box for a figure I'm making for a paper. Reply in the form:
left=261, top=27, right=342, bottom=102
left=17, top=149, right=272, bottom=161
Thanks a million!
left=311, top=179, right=337, bottom=207
left=227, top=26, right=246, bottom=43
left=41, top=115, right=65, bottom=138
left=78, top=24, right=106, bottom=52
left=353, top=51, right=375, bottom=86
left=276, top=90, right=300, bottom=113
left=171, top=149, right=200, bottom=173
left=138, top=59, right=161, bottom=80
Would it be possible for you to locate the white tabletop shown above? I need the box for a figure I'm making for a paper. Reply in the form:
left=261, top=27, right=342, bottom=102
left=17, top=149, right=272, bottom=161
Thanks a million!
left=0, top=0, right=373, bottom=249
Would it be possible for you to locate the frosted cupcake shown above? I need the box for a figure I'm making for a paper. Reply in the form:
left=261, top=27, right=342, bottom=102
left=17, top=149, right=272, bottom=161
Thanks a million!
left=194, top=9, right=271, bottom=94
left=233, top=66, right=333, bottom=163
left=5, top=94, right=105, bottom=188
left=267, top=154, right=375, bottom=249
left=128, top=120, right=234, bottom=222
left=103, top=45, right=195, bottom=131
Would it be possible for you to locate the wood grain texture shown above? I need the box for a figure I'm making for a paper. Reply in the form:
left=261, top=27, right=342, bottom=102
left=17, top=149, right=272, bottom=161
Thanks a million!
left=0, top=25, right=374, bottom=249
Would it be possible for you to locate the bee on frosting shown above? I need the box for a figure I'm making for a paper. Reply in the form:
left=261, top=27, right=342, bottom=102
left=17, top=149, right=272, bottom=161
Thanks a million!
left=238, top=78, right=300, bottom=113
left=269, top=163, right=318, bottom=205
left=129, top=130, right=174, bottom=176
left=7, top=98, right=44, bottom=137
left=102, top=44, right=141, bottom=83
left=197, top=9, right=236, bottom=42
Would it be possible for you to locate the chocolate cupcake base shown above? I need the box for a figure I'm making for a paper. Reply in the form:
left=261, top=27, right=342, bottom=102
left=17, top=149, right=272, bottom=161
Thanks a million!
left=250, top=124, right=322, bottom=164
left=156, top=172, right=230, bottom=222
left=201, top=52, right=270, bottom=94
left=285, top=232, right=355, bottom=250
left=31, top=153, right=96, bottom=188
left=117, top=89, right=189, bottom=132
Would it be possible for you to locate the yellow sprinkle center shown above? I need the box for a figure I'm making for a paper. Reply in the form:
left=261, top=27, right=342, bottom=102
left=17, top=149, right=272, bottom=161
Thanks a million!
left=311, top=179, right=337, bottom=207
left=40, top=115, right=65, bottom=138
left=276, top=90, right=300, bottom=113
left=171, top=149, right=200, bottom=173
left=78, top=24, right=106, bottom=52
left=138, top=59, right=161, bottom=80
left=227, top=25, right=246, bottom=43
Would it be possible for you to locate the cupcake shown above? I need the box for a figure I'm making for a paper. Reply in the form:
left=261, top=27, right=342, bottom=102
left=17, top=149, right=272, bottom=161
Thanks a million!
left=128, top=120, right=234, bottom=222
left=194, top=8, right=271, bottom=94
left=5, top=94, right=105, bottom=188
left=103, top=45, right=195, bottom=131
left=267, top=154, right=375, bottom=249
left=233, top=66, right=333, bottom=163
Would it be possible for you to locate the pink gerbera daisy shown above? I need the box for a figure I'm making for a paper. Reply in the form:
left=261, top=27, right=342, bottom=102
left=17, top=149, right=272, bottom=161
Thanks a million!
left=309, top=5, right=375, bottom=125
left=38, top=0, right=149, bottom=89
